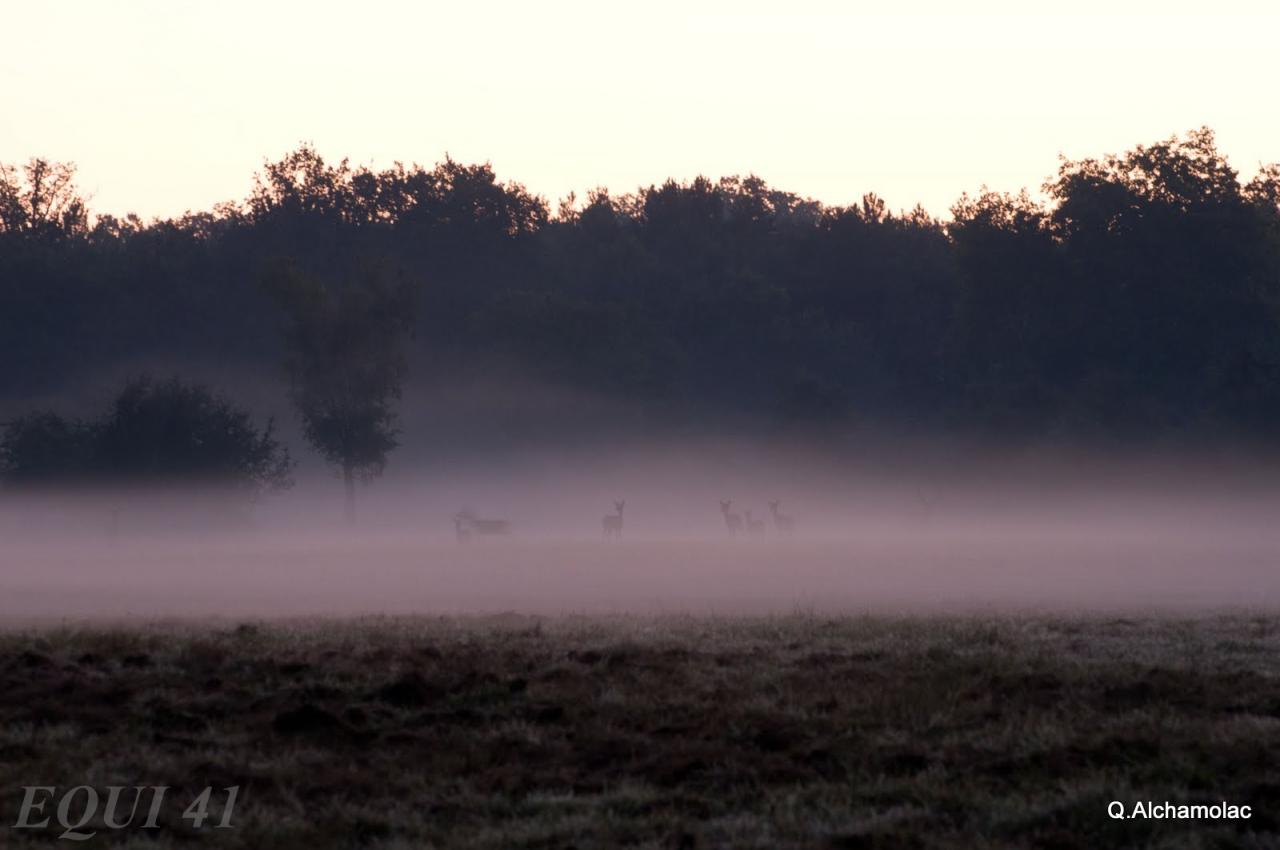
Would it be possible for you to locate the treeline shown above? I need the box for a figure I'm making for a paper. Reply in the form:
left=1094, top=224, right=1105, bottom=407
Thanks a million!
left=3, top=127, right=1279, bottom=439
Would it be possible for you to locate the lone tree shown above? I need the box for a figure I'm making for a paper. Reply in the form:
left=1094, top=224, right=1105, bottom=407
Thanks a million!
left=266, top=259, right=413, bottom=522
left=0, top=377, right=294, bottom=495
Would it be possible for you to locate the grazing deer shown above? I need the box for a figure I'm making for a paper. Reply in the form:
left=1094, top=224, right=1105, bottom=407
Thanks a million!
left=602, top=500, right=625, bottom=539
left=455, top=510, right=510, bottom=540
left=720, top=500, right=743, bottom=536
left=744, top=510, right=766, bottom=535
left=914, top=485, right=939, bottom=523
left=769, top=500, right=794, bottom=535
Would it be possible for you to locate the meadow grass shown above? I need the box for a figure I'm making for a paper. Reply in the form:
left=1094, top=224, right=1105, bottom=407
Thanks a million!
left=2, top=613, right=1278, bottom=848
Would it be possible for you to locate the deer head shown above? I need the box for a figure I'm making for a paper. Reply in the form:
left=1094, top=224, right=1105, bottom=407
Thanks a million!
left=614, top=500, right=625, bottom=513
left=720, top=500, right=732, bottom=512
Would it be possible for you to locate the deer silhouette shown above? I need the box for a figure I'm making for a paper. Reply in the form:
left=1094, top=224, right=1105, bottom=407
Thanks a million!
left=455, top=509, right=510, bottom=540
left=744, top=509, right=766, bottom=534
left=914, top=485, right=939, bottom=523
left=720, top=500, right=743, bottom=536
left=602, top=500, right=625, bottom=539
left=769, top=500, right=794, bottom=535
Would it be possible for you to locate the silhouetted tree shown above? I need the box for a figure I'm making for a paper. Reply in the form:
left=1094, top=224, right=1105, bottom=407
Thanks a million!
left=1044, top=127, right=1280, bottom=432
left=267, top=260, right=413, bottom=521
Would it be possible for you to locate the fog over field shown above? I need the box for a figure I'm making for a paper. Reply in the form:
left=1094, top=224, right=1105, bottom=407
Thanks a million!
left=4, top=438, right=1279, bottom=622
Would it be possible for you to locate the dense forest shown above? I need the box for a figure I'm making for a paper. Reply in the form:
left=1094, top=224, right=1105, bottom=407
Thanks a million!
left=3, top=127, right=1279, bottom=441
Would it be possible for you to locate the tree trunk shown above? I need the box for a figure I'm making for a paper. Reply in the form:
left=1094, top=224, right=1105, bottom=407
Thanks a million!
left=343, top=462, right=356, bottom=524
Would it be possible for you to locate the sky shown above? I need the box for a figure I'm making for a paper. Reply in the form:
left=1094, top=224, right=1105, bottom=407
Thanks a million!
left=3, top=0, right=1278, bottom=221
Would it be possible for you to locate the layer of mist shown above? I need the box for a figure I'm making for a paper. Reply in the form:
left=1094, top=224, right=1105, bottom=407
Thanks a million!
left=3, top=438, right=1279, bottom=623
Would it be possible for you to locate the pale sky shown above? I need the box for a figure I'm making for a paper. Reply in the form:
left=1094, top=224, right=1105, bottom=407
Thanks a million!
left=3, top=0, right=1277, bottom=221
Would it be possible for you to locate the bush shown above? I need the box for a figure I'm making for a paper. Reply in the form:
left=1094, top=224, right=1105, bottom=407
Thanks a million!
left=0, top=412, right=93, bottom=483
left=0, top=377, right=294, bottom=495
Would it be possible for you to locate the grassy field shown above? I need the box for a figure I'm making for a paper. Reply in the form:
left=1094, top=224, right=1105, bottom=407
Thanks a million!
left=2, top=614, right=1278, bottom=848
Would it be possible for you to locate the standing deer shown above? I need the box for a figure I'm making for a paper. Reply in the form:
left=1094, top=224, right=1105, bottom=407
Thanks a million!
left=769, top=500, right=794, bottom=535
left=914, top=485, right=939, bottom=524
left=720, top=500, right=743, bottom=536
left=744, top=509, right=766, bottom=534
left=454, top=515, right=473, bottom=543
left=602, top=500, right=625, bottom=539
left=455, top=510, right=510, bottom=541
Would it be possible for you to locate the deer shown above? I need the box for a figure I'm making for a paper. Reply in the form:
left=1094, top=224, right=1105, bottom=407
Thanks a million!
left=769, top=500, right=794, bottom=535
left=914, top=485, right=939, bottom=524
left=454, top=515, right=473, bottom=543
left=602, top=500, right=625, bottom=539
left=744, top=510, right=766, bottom=535
left=454, top=509, right=510, bottom=540
left=720, top=500, right=743, bottom=536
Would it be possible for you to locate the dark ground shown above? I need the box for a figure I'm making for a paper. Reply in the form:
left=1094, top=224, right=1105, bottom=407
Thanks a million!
left=1, top=615, right=1278, bottom=848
